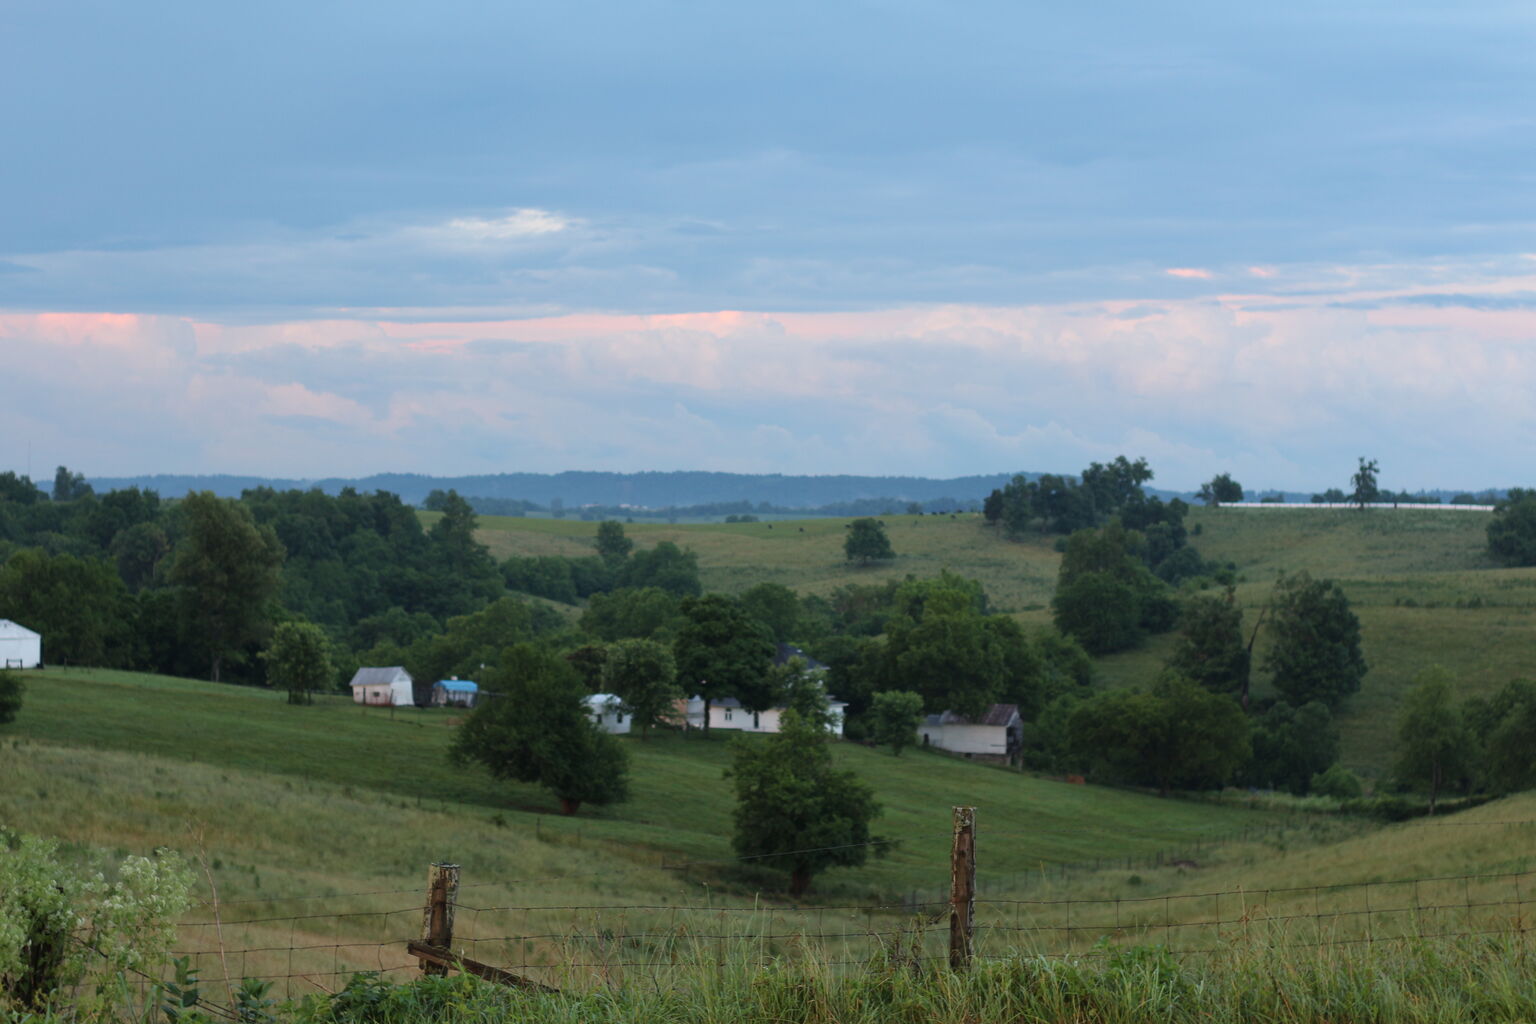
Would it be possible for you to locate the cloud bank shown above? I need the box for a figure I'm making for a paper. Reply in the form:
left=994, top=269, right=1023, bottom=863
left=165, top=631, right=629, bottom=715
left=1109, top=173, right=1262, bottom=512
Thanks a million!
left=5, top=258, right=1535, bottom=491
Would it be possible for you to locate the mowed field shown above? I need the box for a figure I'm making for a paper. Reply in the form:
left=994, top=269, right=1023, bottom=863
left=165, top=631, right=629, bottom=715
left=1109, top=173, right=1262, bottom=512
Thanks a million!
left=467, top=506, right=1536, bottom=778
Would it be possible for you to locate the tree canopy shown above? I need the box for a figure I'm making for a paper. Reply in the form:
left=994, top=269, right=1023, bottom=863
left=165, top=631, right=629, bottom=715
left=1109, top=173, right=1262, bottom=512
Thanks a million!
left=602, top=637, right=681, bottom=738
left=1487, top=489, right=1536, bottom=567
left=728, top=700, right=883, bottom=896
left=843, top=518, right=895, bottom=564
left=674, top=594, right=776, bottom=728
left=264, top=620, right=334, bottom=705
left=1166, top=589, right=1250, bottom=700
left=1350, top=457, right=1380, bottom=509
left=868, top=690, right=924, bottom=755
left=1264, top=572, right=1367, bottom=708
left=1394, top=667, right=1472, bottom=814
left=1068, top=672, right=1250, bottom=795
left=1197, top=473, right=1244, bottom=506
left=595, top=520, right=634, bottom=567
left=1051, top=523, right=1177, bottom=654
left=169, top=492, right=286, bottom=682
left=449, top=644, right=630, bottom=815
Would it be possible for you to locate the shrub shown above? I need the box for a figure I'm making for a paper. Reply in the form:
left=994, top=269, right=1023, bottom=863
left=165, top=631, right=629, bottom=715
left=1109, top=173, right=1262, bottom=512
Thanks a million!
left=1310, top=762, right=1364, bottom=799
left=0, top=831, right=193, bottom=1010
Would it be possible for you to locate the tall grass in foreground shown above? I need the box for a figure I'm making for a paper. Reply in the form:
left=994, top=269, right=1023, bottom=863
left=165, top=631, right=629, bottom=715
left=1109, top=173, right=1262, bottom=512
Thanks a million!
left=45, top=929, right=1536, bottom=1024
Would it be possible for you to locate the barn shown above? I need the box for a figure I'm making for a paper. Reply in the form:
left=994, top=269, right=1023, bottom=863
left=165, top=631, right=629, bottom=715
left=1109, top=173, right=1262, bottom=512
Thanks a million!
left=348, top=666, right=415, bottom=706
left=919, top=704, right=1023, bottom=763
left=0, top=619, right=42, bottom=669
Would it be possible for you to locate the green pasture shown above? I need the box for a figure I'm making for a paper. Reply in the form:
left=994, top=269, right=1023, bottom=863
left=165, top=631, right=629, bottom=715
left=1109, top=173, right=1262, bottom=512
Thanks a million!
left=460, top=506, right=1536, bottom=779
left=8, top=668, right=1283, bottom=901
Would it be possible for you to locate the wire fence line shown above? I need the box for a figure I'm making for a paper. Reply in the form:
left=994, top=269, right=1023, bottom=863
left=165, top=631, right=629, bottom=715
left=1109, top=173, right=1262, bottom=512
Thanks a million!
left=73, top=816, right=1536, bottom=1001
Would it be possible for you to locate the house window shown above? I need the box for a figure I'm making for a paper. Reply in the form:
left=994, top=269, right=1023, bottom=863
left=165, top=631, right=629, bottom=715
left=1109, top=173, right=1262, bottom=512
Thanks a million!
left=724, top=709, right=733, bottom=722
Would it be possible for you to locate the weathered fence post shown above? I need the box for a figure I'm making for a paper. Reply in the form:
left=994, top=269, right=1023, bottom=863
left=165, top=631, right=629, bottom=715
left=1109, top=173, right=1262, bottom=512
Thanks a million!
left=950, top=806, right=976, bottom=970
left=420, top=862, right=459, bottom=977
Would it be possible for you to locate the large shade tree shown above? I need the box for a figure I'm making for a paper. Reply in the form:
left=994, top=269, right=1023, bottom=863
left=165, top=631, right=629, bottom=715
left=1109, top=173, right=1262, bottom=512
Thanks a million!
left=170, top=492, right=285, bottom=682
left=674, top=595, right=775, bottom=732
left=1264, top=572, right=1367, bottom=709
left=450, top=644, right=630, bottom=815
left=728, top=697, right=883, bottom=896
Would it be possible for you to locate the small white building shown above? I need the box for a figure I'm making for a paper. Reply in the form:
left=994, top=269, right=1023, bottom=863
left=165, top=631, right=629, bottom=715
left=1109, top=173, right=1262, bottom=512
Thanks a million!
left=348, top=666, right=415, bottom=706
left=0, top=619, right=42, bottom=670
left=919, top=703, right=1023, bottom=763
left=683, top=694, right=847, bottom=736
left=585, top=693, right=632, bottom=734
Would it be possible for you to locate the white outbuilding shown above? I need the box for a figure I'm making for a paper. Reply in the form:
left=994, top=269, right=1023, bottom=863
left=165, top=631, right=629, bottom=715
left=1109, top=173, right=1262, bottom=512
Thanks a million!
left=348, top=666, right=416, bottom=706
left=0, top=619, right=42, bottom=669
left=585, top=693, right=632, bottom=734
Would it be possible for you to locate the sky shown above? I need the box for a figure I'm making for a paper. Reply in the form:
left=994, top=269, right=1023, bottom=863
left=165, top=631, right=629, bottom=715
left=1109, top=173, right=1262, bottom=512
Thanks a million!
left=3, top=1, right=1535, bottom=491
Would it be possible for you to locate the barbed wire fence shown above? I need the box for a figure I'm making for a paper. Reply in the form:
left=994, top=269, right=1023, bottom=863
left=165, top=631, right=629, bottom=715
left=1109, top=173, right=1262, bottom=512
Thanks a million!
left=73, top=811, right=1536, bottom=1012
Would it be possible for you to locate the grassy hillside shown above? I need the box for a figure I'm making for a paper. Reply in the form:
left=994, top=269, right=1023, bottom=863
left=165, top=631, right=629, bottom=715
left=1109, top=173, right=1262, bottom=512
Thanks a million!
left=469, top=507, right=1536, bottom=778
left=6, top=667, right=1534, bottom=1010
left=454, top=511, right=1062, bottom=611
left=8, top=668, right=1281, bottom=899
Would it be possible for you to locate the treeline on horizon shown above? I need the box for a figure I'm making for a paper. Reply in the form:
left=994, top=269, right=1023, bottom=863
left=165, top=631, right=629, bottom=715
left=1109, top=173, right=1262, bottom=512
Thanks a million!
left=87, top=468, right=1511, bottom=521
left=90, top=470, right=1023, bottom=511
left=5, top=460, right=1536, bottom=811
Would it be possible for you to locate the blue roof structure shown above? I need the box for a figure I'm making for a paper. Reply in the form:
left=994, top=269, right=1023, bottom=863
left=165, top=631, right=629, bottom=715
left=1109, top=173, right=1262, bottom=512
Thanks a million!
left=436, top=679, right=478, bottom=693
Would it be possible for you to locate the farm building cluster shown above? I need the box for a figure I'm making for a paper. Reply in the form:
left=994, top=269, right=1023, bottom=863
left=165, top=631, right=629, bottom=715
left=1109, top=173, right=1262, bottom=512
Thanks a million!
left=342, top=642, right=1007, bottom=758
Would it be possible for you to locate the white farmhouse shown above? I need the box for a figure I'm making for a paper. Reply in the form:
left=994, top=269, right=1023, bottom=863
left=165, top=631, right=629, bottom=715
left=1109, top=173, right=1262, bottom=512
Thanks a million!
left=348, top=666, right=415, bottom=706
left=919, top=703, right=1023, bottom=763
left=682, top=694, right=848, bottom=736
left=585, top=693, right=632, bottom=734
left=0, top=619, right=42, bottom=669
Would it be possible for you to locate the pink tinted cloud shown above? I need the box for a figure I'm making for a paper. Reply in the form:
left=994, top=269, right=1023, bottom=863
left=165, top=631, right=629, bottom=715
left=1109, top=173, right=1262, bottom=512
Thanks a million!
left=8, top=262, right=1536, bottom=486
left=1165, top=267, right=1214, bottom=279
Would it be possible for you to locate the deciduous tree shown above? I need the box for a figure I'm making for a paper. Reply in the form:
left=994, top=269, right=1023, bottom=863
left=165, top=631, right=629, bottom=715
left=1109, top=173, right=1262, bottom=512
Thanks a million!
left=1068, top=672, right=1250, bottom=795
left=1350, top=457, right=1380, bottom=510
left=1264, top=572, right=1366, bottom=709
left=170, top=492, right=285, bottom=682
left=1197, top=473, right=1244, bottom=506
left=843, top=518, right=895, bottom=564
left=1486, top=489, right=1536, bottom=567
left=674, top=594, right=775, bottom=732
left=603, top=638, right=681, bottom=738
left=264, top=620, right=334, bottom=705
left=728, top=698, right=883, bottom=896
left=1394, top=667, right=1472, bottom=814
left=594, top=520, right=634, bottom=567
left=1167, top=589, right=1250, bottom=698
left=450, top=644, right=630, bottom=815
left=868, top=690, right=924, bottom=755
left=1465, top=679, right=1536, bottom=793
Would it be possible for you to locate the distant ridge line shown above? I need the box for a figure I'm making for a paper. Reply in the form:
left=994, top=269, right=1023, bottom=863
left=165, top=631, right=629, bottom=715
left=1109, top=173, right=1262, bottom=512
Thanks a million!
left=88, top=470, right=1039, bottom=509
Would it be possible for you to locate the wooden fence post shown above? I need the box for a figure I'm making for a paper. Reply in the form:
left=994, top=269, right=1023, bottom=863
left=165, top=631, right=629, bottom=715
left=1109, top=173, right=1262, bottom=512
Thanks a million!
left=420, top=862, right=460, bottom=977
left=950, top=806, right=976, bottom=970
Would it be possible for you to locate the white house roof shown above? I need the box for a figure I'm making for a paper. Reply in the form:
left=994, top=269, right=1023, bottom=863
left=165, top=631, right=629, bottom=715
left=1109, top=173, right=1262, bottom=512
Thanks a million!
left=348, top=666, right=410, bottom=687
left=0, top=619, right=40, bottom=640
left=585, top=693, right=623, bottom=707
left=923, top=703, right=1021, bottom=728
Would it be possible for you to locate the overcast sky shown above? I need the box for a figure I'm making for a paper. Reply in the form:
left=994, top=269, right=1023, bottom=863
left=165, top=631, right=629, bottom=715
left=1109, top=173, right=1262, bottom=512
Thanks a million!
left=3, top=1, right=1535, bottom=490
